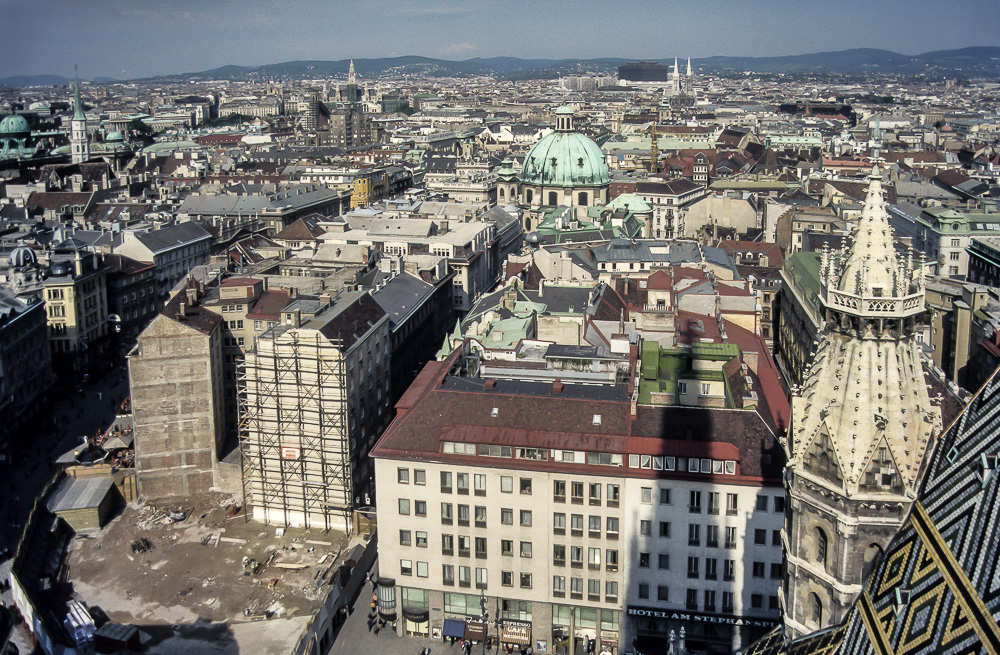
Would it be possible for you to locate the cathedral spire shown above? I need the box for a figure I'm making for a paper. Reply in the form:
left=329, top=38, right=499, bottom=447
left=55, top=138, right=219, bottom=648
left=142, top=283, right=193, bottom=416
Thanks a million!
left=348, top=58, right=356, bottom=86
left=782, top=162, right=940, bottom=638
left=73, top=65, right=86, bottom=121
left=71, top=65, right=89, bottom=164
left=687, top=57, right=692, bottom=76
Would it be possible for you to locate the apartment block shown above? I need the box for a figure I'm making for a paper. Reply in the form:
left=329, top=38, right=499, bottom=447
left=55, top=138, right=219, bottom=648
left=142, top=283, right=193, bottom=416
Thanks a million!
left=372, top=347, right=785, bottom=654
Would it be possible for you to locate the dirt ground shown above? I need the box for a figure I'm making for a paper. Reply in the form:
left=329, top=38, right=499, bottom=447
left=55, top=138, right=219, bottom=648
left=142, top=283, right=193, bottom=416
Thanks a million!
left=66, top=492, right=352, bottom=652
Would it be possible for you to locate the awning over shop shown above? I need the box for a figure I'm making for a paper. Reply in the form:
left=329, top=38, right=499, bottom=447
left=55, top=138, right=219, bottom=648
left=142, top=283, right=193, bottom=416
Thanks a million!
left=444, top=618, right=467, bottom=639
left=402, top=607, right=429, bottom=622
left=501, top=621, right=531, bottom=646
left=464, top=621, right=486, bottom=641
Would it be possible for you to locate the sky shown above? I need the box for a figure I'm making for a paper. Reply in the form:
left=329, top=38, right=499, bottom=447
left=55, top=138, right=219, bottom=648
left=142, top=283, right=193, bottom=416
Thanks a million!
left=3, top=0, right=1000, bottom=79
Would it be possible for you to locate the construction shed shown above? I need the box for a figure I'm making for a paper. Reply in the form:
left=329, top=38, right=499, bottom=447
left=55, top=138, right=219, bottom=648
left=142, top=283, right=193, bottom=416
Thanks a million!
left=46, top=476, right=117, bottom=531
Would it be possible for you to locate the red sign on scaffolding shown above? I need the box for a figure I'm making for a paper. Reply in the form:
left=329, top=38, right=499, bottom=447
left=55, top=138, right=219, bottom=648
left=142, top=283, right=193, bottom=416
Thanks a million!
left=281, top=446, right=301, bottom=460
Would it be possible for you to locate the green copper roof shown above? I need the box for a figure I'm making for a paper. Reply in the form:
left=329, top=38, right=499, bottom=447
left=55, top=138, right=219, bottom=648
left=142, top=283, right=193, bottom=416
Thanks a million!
left=0, top=112, right=30, bottom=136
left=605, top=193, right=651, bottom=214
left=73, top=69, right=86, bottom=122
left=520, top=131, right=610, bottom=188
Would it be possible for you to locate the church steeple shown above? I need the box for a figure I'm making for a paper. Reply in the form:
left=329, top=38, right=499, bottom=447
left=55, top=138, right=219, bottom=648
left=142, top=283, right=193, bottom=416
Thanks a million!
left=781, top=164, right=941, bottom=639
left=348, top=58, right=357, bottom=86
left=71, top=65, right=89, bottom=164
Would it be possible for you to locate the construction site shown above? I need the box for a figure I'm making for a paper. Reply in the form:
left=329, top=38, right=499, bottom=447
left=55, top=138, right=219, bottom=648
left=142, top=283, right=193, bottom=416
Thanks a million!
left=11, top=485, right=372, bottom=655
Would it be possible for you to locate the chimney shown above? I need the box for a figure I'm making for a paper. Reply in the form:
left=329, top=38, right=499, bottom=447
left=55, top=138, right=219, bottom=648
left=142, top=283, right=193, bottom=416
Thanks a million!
left=186, top=287, right=198, bottom=305
left=553, top=379, right=564, bottom=394
left=485, top=378, right=496, bottom=389
left=178, top=302, right=187, bottom=317
left=320, top=293, right=332, bottom=306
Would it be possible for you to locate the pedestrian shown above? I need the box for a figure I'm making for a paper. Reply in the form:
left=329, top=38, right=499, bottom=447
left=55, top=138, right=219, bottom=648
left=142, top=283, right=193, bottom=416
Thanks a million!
left=367, top=618, right=374, bottom=632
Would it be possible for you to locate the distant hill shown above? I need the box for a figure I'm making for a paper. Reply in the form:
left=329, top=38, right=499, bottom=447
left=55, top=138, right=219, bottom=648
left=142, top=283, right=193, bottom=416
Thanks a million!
left=0, top=74, right=119, bottom=88
left=142, top=47, right=1000, bottom=81
left=3, top=47, right=999, bottom=87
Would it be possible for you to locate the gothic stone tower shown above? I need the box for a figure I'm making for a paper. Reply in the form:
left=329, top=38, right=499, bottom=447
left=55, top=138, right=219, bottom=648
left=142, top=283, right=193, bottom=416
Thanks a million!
left=781, top=165, right=942, bottom=639
left=71, top=67, right=89, bottom=164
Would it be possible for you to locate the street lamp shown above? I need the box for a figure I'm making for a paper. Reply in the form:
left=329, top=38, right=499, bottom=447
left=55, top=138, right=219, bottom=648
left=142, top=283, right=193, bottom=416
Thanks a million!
left=480, top=589, right=490, bottom=655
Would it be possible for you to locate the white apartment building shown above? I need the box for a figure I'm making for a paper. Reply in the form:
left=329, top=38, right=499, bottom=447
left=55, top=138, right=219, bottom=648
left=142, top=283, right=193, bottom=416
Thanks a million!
left=372, top=349, right=785, bottom=655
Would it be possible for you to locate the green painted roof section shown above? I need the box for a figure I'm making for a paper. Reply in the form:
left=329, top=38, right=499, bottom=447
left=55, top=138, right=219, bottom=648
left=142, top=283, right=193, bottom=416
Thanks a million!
left=917, top=205, right=1000, bottom=234
left=784, top=251, right=823, bottom=311
left=636, top=340, right=740, bottom=405
left=141, top=140, right=200, bottom=153
left=520, top=131, right=611, bottom=188
left=606, top=193, right=651, bottom=214
left=555, top=105, right=575, bottom=115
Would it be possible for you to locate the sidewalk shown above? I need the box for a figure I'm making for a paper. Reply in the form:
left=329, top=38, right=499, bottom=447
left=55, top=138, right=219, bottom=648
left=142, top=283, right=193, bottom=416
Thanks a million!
left=329, top=580, right=494, bottom=655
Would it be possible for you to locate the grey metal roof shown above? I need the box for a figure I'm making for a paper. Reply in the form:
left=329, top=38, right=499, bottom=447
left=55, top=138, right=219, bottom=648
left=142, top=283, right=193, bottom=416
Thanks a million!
left=371, top=272, right=435, bottom=328
left=132, top=222, right=212, bottom=254
left=47, top=475, right=113, bottom=513
left=178, top=185, right=344, bottom=217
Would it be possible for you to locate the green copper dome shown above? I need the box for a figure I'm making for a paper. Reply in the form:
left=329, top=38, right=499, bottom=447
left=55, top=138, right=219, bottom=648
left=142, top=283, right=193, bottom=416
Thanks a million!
left=519, top=108, right=610, bottom=189
left=0, top=113, right=30, bottom=137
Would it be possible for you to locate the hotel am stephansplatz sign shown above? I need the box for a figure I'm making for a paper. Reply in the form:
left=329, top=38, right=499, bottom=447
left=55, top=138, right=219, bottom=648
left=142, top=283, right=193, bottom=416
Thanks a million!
left=626, top=606, right=777, bottom=628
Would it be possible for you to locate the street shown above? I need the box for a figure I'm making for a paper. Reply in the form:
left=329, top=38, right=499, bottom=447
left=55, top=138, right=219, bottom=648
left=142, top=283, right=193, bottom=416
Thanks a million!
left=2, top=365, right=131, bottom=655
left=330, top=578, right=492, bottom=655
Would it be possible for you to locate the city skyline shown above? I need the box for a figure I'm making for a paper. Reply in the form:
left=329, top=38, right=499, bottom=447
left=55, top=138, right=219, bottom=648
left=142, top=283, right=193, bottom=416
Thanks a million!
left=3, top=0, right=1000, bottom=79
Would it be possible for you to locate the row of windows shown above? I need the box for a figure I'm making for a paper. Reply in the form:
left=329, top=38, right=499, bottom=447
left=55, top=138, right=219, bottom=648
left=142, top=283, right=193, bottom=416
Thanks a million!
left=440, top=443, right=624, bottom=468
left=638, top=488, right=785, bottom=515
left=637, top=585, right=772, bottom=613
left=630, top=455, right=737, bottom=475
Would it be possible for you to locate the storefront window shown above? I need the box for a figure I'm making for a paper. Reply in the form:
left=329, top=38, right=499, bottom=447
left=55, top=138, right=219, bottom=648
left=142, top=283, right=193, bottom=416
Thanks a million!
left=502, top=599, right=532, bottom=621
left=401, top=587, right=429, bottom=610
left=444, top=592, right=479, bottom=615
left=574, top=607, right=598, bottom=629
left=601, top=610, right=619, bottom=632
left=552, top=605, right=571, bottom=626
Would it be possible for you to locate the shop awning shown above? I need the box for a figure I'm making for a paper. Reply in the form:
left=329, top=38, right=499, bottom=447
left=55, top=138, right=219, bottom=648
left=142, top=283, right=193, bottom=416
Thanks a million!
left=444, top=619, right=467, bottom=639
left=464, top=621, right=486, bottom=641
left=402, top=607, right=429, bottom=622
left=501, top=622, right=531, bottom=646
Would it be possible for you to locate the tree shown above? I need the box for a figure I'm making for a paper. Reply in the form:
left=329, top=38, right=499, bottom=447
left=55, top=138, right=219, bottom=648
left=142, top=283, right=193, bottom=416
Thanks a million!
left=129, top=118, right=153, bottom=136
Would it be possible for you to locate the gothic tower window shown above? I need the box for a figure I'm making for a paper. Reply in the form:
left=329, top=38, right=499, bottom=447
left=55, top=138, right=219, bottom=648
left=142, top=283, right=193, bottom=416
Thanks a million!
left=810, top=593, right=823, bottom=626
left=816, top=528, right=828, bottom=569
left=548, top=191, right=558, bottom=206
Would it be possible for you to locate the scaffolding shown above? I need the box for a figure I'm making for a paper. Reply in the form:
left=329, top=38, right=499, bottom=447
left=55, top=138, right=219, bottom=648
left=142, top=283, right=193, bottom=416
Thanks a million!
left=239, top=328, right=352, bottom=532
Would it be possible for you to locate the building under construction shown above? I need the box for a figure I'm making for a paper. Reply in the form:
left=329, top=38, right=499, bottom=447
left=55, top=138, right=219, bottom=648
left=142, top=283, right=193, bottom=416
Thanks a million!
left=240, top=292, right=390, bottom=532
